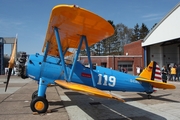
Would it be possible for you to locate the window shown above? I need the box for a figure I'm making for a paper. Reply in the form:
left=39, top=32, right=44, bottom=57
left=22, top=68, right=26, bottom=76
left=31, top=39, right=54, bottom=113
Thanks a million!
left=118, top=61, right=133, bottom=74
left=101, top=62, right=107, bottom=67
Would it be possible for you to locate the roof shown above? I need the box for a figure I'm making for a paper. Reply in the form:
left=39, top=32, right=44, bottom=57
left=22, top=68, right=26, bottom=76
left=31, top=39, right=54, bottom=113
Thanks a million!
left=142, top=2, right=180, bottom=47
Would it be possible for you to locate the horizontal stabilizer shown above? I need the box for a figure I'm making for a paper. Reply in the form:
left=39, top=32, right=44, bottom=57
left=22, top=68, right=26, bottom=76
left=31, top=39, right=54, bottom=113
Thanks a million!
left=55, top=80, right=124, bottom=102
left=136, top=77, right=176, bottom=89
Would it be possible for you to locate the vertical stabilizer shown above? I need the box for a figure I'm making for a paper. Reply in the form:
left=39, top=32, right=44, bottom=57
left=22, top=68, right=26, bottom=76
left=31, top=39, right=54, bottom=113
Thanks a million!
left=139, top=61, right=162, bottom=81
left=136, top=61, right=175, bottom=89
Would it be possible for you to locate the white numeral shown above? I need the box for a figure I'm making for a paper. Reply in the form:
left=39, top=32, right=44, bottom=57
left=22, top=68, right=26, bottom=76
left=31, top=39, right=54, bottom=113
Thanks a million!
left=103, top=75, right=108, bottom=86
left=108, top=76, right=116, bottom=87
left=97, top=74, right=116, bottom=87
left=97, top=74, right=102, bottom=85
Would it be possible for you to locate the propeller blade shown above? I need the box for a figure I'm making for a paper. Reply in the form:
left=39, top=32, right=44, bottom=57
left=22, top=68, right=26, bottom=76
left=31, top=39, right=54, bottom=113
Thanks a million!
left=5, top=68, right=12, bottom=92
left=5, top=38, right=17, bottom=92
left=8, top=40, right=16, bottom=69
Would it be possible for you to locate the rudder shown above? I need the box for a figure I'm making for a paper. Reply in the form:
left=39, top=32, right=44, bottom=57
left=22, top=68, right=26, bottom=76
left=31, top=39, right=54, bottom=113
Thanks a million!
left=139, top=61, right=162, bottom=81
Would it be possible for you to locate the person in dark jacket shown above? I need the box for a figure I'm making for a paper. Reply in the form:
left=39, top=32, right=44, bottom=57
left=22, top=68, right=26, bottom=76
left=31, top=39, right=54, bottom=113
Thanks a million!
left=162, top=66, right=168, bottom=83
left=176, top=64, right=180, bottom=81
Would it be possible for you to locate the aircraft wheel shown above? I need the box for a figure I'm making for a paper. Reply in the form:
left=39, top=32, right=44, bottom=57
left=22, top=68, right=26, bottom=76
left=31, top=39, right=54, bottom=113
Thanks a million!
left=147, top=95, right=152, bottom=99
left=30, top=97, right=48, bottom=113
left=32, top=90, right=46, bottom=99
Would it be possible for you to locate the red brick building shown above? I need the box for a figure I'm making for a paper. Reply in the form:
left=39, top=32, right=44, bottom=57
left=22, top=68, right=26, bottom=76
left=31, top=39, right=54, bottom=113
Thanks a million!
left=79, top=40, right=144, bottom=75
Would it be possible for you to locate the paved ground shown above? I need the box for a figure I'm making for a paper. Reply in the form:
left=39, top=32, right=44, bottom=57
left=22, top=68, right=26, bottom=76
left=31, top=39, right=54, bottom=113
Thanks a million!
left=0, top=76, right=180, bottom=120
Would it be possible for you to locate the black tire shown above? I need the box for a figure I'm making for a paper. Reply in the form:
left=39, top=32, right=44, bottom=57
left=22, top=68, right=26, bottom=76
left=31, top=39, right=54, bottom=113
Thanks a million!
left=30, top=97, right=48, bottom=113
left=31, top=90, right=46, bottom=99
left=147, top=95, right=152, bottom=99
left=31, top=90, right=38, bottom=99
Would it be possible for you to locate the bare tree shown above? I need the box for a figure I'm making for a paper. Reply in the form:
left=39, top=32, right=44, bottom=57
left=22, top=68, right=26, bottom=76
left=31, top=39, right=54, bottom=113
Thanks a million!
left=113, top=23, right=133, bottom=54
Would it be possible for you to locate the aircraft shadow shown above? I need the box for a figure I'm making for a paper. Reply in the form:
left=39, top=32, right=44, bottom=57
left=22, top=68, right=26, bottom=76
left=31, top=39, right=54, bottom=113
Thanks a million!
left=123, top=93, right=180, bottom=103
left=54, top=91, right=167, bottom=120
left=48, top=101, right=65, bottom=113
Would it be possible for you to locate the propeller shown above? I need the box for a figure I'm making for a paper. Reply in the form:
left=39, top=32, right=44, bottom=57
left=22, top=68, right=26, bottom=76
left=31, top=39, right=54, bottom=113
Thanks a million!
left=5, top=39, right=17, bottom=92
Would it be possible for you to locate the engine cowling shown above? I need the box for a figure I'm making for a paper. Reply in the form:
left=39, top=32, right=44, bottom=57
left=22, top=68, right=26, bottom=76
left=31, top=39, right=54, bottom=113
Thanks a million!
left=15, top=52, right=28, bottom=79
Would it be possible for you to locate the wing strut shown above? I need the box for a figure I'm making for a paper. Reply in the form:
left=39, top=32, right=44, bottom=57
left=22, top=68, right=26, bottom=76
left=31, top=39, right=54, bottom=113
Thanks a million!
left=63, top=47, right=69, bottom=56
left=43, top=41, right=49, bottom=62
left=54, top=27, right=96, bottom=87
left=83, top=36, right=96, bottom=87
left=68, top=36, right=84, bottom=82
left=54, top=27, right=68, bottom=80
left=67, top=35, right=96, bottom=87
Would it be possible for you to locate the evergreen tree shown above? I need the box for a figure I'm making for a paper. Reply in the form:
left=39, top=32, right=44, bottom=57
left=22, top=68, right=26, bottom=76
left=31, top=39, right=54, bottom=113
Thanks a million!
left=151, top=23, right=157, bottom=30
left=139, top=23, right=149, bottom=39
left=131, top=23, right=140, bottom=42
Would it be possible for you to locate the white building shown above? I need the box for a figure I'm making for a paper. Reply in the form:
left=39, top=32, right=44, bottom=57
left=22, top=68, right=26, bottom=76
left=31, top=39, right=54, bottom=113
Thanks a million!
left=142, top=2, right=180, bottom=68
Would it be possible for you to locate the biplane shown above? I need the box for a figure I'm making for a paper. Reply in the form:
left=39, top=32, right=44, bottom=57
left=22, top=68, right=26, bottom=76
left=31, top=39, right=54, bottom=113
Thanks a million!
left=5, top=4, right=175, bottom=113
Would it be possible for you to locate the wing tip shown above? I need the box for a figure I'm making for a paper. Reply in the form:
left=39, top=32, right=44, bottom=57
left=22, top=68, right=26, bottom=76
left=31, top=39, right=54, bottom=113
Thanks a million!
left=112, top=96, right=125, bottom=102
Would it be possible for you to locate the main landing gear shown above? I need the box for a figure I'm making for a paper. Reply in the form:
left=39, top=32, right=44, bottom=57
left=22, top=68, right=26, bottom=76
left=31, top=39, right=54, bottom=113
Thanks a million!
left=147, top=94, right=152, bottom=99
left=146, top=92, right=153, bottom=99
left=30, top=90, right=48, bottom=113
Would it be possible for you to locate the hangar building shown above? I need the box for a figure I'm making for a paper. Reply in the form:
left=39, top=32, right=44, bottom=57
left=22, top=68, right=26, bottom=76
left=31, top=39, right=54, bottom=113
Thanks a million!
left=142, top=2, right=180, bottom=68
left=0, top=37, right=16, bottom=75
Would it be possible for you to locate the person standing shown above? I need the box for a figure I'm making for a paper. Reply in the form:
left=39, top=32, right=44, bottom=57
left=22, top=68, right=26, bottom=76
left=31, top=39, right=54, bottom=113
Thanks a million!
left=161, top=66, right=168, bottom=83
left=136, top=66, right=140, bottom=75
left=176, top=64, right=180, bottom=81
left=170, top=66, right=176, bottom=81
left=124, top=67, right=127, bottom=73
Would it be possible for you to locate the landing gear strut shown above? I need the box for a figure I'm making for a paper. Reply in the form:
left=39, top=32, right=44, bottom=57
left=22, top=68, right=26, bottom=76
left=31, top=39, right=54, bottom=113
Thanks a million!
left=31, top=90, right=46, bottom=99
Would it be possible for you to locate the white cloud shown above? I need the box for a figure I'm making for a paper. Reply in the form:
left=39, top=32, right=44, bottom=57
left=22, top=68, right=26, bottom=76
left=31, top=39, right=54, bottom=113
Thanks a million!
left=142, top=13, right=164, bottom=22
left=0, top=18, right=26, bottom=37
left=144, top=17, right=162, bottom=22
left=0, top=18, right=24, bottom=27
left=142, top=13, right=161, bottom=18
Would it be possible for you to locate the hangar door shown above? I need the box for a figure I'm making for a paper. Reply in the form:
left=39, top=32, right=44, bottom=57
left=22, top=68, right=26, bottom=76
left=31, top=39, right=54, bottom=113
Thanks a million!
left=148, top=44, right=162, bottom=67
left=163, top=44, right=178, bottom=65
left=118, top=61, right=133, bottom=74
left=148, top=43, right=178, bottom=68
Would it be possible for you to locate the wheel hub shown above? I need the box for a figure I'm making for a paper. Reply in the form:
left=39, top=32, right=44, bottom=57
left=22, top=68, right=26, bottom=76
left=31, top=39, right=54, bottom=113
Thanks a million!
left=35, top=101, right=44, bottom=111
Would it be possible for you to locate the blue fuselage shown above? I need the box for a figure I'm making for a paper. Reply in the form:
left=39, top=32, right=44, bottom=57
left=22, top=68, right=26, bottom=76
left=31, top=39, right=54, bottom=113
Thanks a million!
left=26, top=54, right=153, bottom=93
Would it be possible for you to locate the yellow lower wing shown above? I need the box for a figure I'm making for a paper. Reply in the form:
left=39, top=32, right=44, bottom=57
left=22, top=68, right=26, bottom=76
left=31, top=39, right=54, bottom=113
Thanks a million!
left=55, top=80, right=124, bottom=102
left=136, top=77, right=176, bottom=89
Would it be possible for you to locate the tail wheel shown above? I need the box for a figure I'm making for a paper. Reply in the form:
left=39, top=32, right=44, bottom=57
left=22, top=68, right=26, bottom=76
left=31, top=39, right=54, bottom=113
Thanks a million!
left=30, top=97, right=48, bottom=113
left=31, top=90, right=46, bottom=99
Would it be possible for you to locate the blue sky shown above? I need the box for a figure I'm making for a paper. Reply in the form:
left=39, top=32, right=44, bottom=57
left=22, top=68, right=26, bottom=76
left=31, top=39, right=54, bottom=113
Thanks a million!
left=0, top=0, right=180, bottom=55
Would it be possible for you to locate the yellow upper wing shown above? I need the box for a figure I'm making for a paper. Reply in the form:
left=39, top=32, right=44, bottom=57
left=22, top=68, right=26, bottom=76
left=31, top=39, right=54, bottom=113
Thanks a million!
left=42, top=4, right=114, bottom=57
